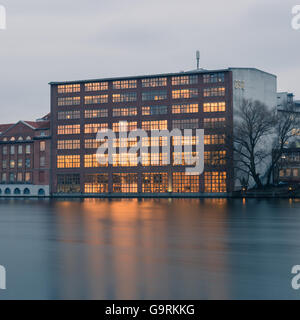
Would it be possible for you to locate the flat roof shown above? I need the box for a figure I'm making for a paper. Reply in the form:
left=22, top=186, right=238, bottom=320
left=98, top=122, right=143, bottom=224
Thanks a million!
left=49, top=67, right=276, bottom=85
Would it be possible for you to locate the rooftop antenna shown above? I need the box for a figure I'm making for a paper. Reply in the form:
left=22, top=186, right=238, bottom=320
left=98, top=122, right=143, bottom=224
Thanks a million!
left=196, top=51, right=200, bottom=70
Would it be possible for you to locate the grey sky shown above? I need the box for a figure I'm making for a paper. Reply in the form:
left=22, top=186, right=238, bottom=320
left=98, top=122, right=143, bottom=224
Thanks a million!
left=0, top=0, right=299, bottom=123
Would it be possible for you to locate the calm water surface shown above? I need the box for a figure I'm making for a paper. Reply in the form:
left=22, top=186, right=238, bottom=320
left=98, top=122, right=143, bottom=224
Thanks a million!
left=0, top=198, right=300, bottom=300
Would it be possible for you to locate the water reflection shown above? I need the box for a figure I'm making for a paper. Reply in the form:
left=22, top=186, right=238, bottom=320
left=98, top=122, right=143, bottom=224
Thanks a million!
left=0, top=198, right=300, bottom=299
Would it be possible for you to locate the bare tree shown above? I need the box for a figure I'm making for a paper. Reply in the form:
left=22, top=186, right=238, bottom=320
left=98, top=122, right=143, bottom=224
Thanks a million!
left=265, top=102, right=300, bottom=186
left=233, top=99, right=275, bottom=189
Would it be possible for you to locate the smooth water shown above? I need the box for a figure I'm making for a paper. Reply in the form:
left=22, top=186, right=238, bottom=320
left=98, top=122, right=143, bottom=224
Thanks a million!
left=0, top=198, right=300, bottom=300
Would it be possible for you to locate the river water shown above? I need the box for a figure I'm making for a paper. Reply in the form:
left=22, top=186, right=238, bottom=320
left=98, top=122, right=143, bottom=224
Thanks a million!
left=0, top=198, right=300, bottom=300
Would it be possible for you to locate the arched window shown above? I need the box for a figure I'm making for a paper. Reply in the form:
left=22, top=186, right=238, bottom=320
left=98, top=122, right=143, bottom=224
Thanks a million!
left=38, top=189, right=45, bottom=196
left=4, top=188, right=11, bottom=195
left=10, top=137, right=15, bottom=141
left=26, top=136, right=31, bottom=141
left=23, top=188, right=30, bottom=195
left=14, top=188, right=21, bottom=195
left=18, top=137, right=23, bottom=141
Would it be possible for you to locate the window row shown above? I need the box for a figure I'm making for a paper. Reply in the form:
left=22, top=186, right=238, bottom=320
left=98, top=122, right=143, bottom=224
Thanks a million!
left=57, top=102, right=227, bottom=121
left=57, top=73, right=225, bottom=95
left=56, top=172, right=227, bottom=193
left=2, top=145, right=32, bottom=155
left=1, top=172, right=32, bottom=183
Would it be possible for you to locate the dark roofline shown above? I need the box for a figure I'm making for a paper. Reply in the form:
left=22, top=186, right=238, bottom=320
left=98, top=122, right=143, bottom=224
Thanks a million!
left=48, top=68, right=231, bottom=85
left=48, top=67, right=277, bottom=85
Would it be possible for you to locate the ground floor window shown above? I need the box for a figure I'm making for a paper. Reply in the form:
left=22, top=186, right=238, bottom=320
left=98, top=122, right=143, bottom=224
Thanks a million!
left=84, top=174, right=109, bottom=193
left=57, top=174, right=80, bottom=193
left=204, top=172, right=227, bottom=193
left=172, top=172, right=199, bottom=193
left=112, top=173, right=138, bottom=193
left=142, top=173, right=168, bottom=193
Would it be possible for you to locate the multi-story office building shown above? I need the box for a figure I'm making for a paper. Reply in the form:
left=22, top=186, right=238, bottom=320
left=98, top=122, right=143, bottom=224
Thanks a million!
left=0, top=115, right=51, bottom=197
left=274, top=145, right=300, bottom=185
left=50, top=68, right=277, bottom=196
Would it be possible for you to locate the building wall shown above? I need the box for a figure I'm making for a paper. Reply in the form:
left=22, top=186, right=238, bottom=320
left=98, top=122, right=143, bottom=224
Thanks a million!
left=230, top=68, right=277, bottom=189
left=0, top=121, right=51, bottom=197
left=50, top=70, right=235, bottom=195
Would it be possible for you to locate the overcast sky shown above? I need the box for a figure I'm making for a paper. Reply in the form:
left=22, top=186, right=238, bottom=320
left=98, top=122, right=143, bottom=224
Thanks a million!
left=0, top=0, right=299, bottom=123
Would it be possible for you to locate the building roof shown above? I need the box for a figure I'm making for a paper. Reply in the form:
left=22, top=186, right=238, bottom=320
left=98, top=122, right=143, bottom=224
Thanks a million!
left=49, top=67, right=276, bottom=85
left=0, top=124, right=14, bottom=134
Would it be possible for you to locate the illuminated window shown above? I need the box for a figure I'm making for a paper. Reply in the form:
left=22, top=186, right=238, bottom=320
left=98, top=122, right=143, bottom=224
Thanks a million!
left=84, top=154, right=108, bottom=167
left=204, top=134, right=225, bottom=145
left=203, top=118, right=226, bottom=129
left=142, top=120, right=167, bottom=131
left=113, top=80, right=137, bottom=89
left=84, top=174, right=109, bottom=193
left=141, top=153, right=168, bottom=166
left=57, top=84, right=80, bottom=94
left=142, top=78, right=167, bottom=87
left=203, top=102, right=226, bottom=112
left=171, top=75, right=198, bottom=85
left=142, top=173, right=168, bottom=193
left=112, top=121, right=137, bottom=132
left=142, top=105, right=168, bottom=115
left=85, top=82, right=108, bottom=92
left=204, top=172, right=227, bottom=193
left=84, top=139, right=104, bottom=149
left=173, top=136, right=199, bottom=146
left=18, top=159, right=22, bottom=168
left=113, top=173, right=138, bottom=193
left=172, top=103, right=198, bottom=114
left=172, top=119, right=198, bottom=129
left=173, top=152, right=199, bottom=166
left=113, top=137, right=137, bottom=148
left=40, top=141, right=46, bottom=152
left=112, top=153, right=138, bottom=167
left=85, top=109, right=108, bottom=118
left=203, top=87, right=225, bottom=97
left=25, top=172, right=31, bottom=183
left=204, top=151, right=226, bottom=165
left=142, top=136, right=168, bottom=147
left=172, top=173, right=199, bottom=193
left=142, top=90, right=167, bottom=101
left=58, top=110, right=80, bottom=120
left=58, top=97, right=80, bottom=106
left=10, top=159, right=15, bottom=169
left=57, top=140, right=80, bottom=150
left=112, top=93, right=137, bottom=103
left=113, top=106, right=137, bottom=117
left=57, top=174, right=80, bottom=193
left=85, top=95, right=108, bottom=104
left=57, top=155, right=80, bottom=168
left=172, top=89, right=198, bottom=99
left=84, top=123, right=108, bottom=134
left=203, top=73, right=225, bottom=83
left=57, top=125, right=80, bottom=135
left=17, top=173, right=23, bottom=182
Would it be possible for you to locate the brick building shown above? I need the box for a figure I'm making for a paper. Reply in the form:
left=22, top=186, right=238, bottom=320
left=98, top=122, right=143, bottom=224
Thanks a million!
left=49, top=68, right=277, bottom=196
left=0, top=115, right=51, bottom=197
